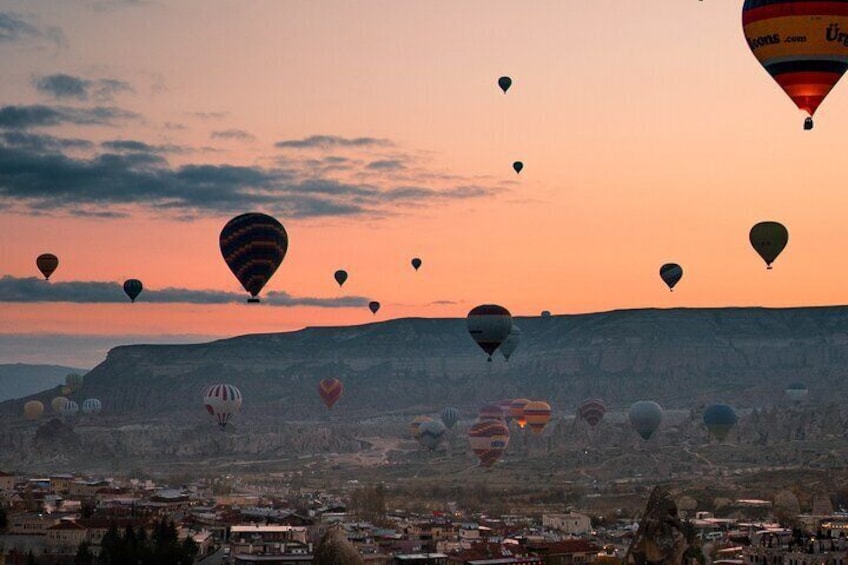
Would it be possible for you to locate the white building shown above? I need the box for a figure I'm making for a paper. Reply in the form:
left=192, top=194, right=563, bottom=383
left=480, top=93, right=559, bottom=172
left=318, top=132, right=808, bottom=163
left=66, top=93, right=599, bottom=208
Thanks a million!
left=542, top=512, right=592, bottom=535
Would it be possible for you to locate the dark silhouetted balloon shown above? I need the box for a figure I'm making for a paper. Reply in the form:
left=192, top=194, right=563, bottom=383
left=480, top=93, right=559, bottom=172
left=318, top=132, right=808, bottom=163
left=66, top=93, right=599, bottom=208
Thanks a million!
left=219, top=212, right=289, bottom=303
left=541, top=310, right=551, bottom=318
left=36, top=254, right=59, bottom=280
left=469, top=419, right=510, bottom=468
left=411, top=257, right=422, bottom=271
left=749, top=221, right=788, bottom=269
left=499, top=325, right=521, bottom=361
left=467, top=304, right=512, bottom=361
left=334, top=269, right=348, bottom=287
left=318, top=378, right=344, bottom=410
left=123, top=279, right=143, bottom=303
left=578, top=399, right=607, bottom=428
left=369, top=301, right=380, bottom=314
left=629, top=400, right=663, bottom=440
left=498, top=76, right=512, bottom=93
left=513, top=161, right=523, bottom=174
left=659, top=263, right=683, bottom=291
left=703, top=403, right=738, bottom=441
left=742, top=0, right=848, bottom=129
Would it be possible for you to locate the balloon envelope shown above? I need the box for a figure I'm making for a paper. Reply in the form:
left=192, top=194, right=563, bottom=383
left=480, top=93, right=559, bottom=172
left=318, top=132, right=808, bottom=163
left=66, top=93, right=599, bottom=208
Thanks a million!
left=24, top=400, right=44, bottom=421
left=524, top=401, right=552, bottom=434
left=629, top=400, right=663, bottom=440
left=368, top=301, right=380, bottom=314
left=498, top=76, right=512, bottom=93
left=65, top=373, right=83, bottom=392
left=578, top=399, right=607, bottom=428
left=749, top=221, right=788, bottom=269
left=469, top=420, right=510, bottom=468
left=785, top=381, right=808, bottom=403
left=703, top=403, right=738, bottom=441
left=318, top=378, right=344, bottom=409
left=499, top=325, right=521, bottom=361
left=411, top=258, right=422, bottom=271
left=203, top=384, right=243, bottom=429
left=659, top=263, right=683, bottom=291
left=509, top=398, right=531, bottom=428
left=82, top=398, right=102, bottom=415
left=467, top=304, right=512, bottom=360
left=60, top=400, right=79, bottom=417
left=478, top=404, right=505, bottom=421
left=418, top=420, right=447, bottom=451
left=36, top=254, right=58, bottom=280
left=410, top=416, right=433, bottom=439
left=219, top=212, right=289, bottom=302
left=512, top=161, right=523, bottom=174
left=123, top=279, right=143, bottom=302
left=51, top=396, right=68, bottom=414
left=441, top=407, right=460, bottom=429
left=334, top=270, right=348, bottom=287
left=742, top=1, right=848, bottom=119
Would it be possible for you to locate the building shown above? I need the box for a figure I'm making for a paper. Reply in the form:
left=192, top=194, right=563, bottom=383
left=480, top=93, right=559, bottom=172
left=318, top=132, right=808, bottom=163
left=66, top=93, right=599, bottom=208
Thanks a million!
left=542, top=513, right=592, bottom=536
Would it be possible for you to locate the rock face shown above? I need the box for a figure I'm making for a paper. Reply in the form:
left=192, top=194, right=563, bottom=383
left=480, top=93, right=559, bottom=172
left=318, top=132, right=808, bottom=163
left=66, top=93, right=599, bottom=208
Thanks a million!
left=3, top=306, right=848, bottom=469
left=626, top=486, right=702, bottom=565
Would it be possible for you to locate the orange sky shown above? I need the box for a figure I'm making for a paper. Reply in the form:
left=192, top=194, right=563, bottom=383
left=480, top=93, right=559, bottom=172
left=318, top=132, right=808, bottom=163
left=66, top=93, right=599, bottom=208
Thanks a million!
left=2, top=1, right=848, bottom=366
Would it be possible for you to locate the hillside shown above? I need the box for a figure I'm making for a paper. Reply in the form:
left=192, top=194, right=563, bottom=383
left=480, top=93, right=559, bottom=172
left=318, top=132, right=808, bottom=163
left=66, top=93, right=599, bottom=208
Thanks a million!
left=0, top=364, right=87, bottom=402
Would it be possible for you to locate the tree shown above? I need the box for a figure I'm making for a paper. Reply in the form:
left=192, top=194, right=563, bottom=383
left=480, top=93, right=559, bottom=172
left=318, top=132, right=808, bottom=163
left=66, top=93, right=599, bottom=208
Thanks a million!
left=313, top=529, right=364, bottom=565
left=75, top=541, right=95, bottom=565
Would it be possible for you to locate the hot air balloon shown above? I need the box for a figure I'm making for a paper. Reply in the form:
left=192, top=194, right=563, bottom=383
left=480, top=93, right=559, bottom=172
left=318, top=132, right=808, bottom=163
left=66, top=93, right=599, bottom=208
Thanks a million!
left=123, top=279, right=143, bottom=302
left=742, top=0, right=848, bottom=129
left=541, top=310, right=551, bottom=318
left=65, top=373, right=83, bottom=392
left=36, top=253, right=59, bottom=280
left=478, top=404, right=505, bottom=421
left=500, top=325, right=521, bottom=361
left=24, top=400, right=44, bottom=421
left=629, top=400, right=663, bottom=440
left=51, top=396, right=68, bottom=414
left=203, top=384, right=243, bottom=429
left=219, top=212, right=289, bottom=303
left=578, top=399, right=607, bottom=428
left=659, top=263, right=683, bottom=291
left=509, top=398, right=531, bottom=429
left=496, top=399, right=515, bottom=424
left=441, top=407, right=460, bottom=430
left=318, top=378, right=344, bottom=410
left=411, top=258, right=422, bottom=271
left=785, top=382, right=808, bottom=403
left=749, top=221, right=788, bottom=269
left=60, top=400, right=79, bottom=417
left=418, top=420, right=447, bottom=451
left=703, top=403, right=738, bottom=441
left=334, top=269, right=348, bottom=287
left=57, top=385, right=71, bottom=396
left=468, top=420, right=510, bottom=468
left=82, top=398, right=102, bottom=415
left=512, top=161, right=523, bottom=174
left=524, top=401, right=552, bottom=434
left=368, top=301, right=380, bottom=315
left=467, top=304, right=512, bottom=361
left=498, top=76, right=512, bottom=93
left=410, top=416, right=433, bottom=439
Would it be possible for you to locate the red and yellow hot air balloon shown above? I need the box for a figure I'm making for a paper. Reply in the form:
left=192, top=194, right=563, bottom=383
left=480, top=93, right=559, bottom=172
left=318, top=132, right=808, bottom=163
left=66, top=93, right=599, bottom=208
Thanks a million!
left=524, top=401, right=552, bottom=434
left=318, top=378, right=344, bottom=410
left=742, top=0, right=848, bottom=129
left=468, top=419, right=510, bottom=468
left=410, top=416, right=433, bottom=439
left=578, top=399, right=607, bottom=428
left=509, top=398, right=531, bottom=428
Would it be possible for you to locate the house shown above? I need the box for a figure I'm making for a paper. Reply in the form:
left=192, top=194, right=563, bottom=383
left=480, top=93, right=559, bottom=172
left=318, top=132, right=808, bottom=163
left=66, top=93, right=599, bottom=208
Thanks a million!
left=44, top=521, right=87, bottom=555
left=542, top=513, right=592, bottom=536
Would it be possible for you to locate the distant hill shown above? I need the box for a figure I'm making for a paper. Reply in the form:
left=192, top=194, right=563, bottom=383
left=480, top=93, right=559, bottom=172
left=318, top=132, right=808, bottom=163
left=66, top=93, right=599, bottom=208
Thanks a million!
left=0, top=364, right=87, bottom=402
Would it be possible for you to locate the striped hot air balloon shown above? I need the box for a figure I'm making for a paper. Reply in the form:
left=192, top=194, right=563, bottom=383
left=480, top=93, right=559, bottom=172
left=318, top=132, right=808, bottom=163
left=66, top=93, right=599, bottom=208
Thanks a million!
left=440, top=407, right=460, bottom=429
left=203, top=384, right=243, bottom=429
left=468, top=420, right=510, bottom=468
left=219, top=213, right=289, bottom=303
left=742, top=0, right=848, bottom=129
left=578, top=399, right=607, bottom=428
left=478, top=404, right=505, bottom=422
left=509, top=398, right=531, bottom=429
left=318, top=378, right=344, bottom=410
left=524, top=401, right=552, bottom=434
left=60, top=400, right=79, bottom=417
left=82, top=398, right=102, bottom=415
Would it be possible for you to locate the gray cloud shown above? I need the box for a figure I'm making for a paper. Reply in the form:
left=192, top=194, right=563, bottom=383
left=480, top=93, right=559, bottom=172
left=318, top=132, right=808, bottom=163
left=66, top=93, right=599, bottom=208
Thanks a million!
left=190, top=111, right=228, bottom=120
left=275, top=135, right=391, bottom=150
left=0, top=12, right=65, bottom=48
left=0, top=104, right=139, bottom=129
left=366, top=159, right=405, bottom=171
left=101, top=139, right=187, bottom=154
left=211, top=129, right=255, bottom=141
left=34, top=75, right=133, bottom=102
left=1, top=131, right=93, bottom=152
left=0, top=276, right=370, bottom=307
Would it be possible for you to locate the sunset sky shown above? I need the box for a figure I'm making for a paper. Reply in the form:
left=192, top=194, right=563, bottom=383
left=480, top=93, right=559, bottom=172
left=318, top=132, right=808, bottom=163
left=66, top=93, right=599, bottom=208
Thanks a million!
left=2, top=1, right=848, bottom=367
